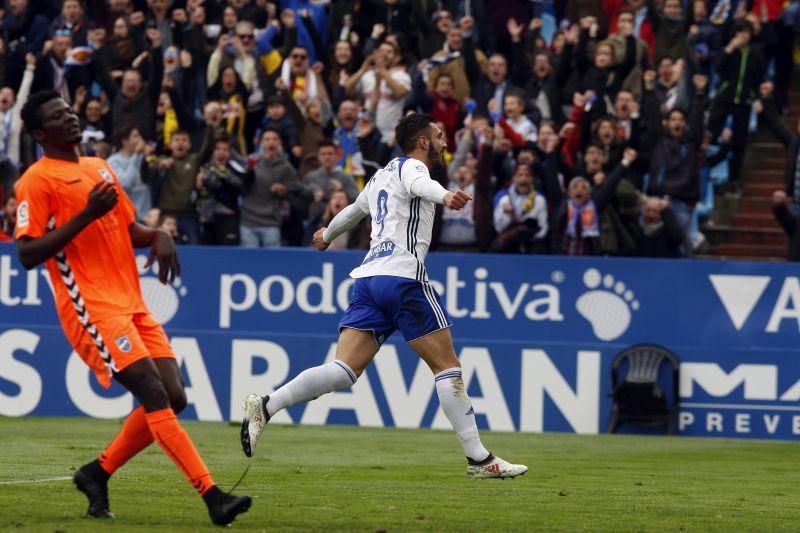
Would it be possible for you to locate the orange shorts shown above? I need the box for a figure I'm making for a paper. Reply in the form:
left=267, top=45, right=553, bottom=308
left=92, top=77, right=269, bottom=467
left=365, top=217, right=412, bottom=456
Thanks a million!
left=73, top=313, right=176, bottom=382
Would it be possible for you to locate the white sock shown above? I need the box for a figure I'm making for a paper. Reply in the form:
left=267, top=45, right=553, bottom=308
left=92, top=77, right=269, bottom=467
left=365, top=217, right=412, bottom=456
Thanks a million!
left=266, top=360, right=357, bottom=418
left=435, top=367, right=490, bottom=462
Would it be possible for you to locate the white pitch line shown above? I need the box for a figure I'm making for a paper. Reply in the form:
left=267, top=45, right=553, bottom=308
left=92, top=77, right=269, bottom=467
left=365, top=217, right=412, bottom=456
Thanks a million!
left=0, top=476, right=72, bottom=485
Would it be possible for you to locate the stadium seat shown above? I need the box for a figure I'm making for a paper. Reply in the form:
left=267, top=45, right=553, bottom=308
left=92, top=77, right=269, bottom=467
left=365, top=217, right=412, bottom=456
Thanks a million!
left=606, top=344, right=680, bottom=435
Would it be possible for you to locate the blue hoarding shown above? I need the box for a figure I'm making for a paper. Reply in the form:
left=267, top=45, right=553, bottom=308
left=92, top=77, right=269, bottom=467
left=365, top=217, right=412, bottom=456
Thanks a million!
left=1, top=242, right=799, bottom=439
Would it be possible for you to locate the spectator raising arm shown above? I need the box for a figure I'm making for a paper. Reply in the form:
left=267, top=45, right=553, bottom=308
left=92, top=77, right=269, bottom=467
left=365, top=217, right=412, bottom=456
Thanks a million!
left=343, top=52, right=376, bottom=96
left=146, top=32, right=165, bottom=105
left=595, top=148, right=637, bottom=212
left=376, top=64, right=408, bottom=99
left=460, top=16, right=482, bottom=91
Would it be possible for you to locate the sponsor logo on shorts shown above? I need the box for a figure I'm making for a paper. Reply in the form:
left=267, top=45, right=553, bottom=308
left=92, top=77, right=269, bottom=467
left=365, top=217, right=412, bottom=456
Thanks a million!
left=16, top=201, right=29, bottom=229
left=115, top=336, right=132, bottom=353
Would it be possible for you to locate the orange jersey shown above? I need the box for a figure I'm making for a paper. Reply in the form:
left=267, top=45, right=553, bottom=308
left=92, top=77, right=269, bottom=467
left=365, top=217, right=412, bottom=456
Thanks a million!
left=14, top=156, right=148, bottom=385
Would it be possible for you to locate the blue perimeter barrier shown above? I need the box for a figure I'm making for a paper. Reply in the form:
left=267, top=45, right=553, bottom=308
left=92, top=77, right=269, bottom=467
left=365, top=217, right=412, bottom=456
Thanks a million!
left=1, top=243, right=798, bottom=440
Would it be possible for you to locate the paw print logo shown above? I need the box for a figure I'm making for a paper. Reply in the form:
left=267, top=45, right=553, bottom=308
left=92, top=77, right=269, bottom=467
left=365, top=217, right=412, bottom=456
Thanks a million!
left=576, top=268, right=639, bottom=341
left=136, top=255, right=188, bottom=325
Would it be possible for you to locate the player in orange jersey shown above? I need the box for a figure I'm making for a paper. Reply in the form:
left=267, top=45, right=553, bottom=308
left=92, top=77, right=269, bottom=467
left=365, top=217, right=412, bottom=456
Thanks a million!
left=14, top=91, right=251, bottom=526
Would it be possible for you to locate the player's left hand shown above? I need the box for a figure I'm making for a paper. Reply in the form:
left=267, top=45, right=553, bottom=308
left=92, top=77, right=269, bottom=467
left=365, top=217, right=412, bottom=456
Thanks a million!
left=312, top=228, right=330, bottom=251
left=444, top=190, right=472, bottom=210
left=146, top=230, right=181, bottom=284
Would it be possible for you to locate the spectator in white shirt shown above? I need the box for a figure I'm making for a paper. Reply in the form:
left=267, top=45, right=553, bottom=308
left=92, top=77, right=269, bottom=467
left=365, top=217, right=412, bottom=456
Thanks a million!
left=0, top=53, right=35, bottom=201
left=439, top=164, right=478, bottom=250
left=493, top=163, right=548, bottom=253
left=501, top=91, right=537, bottom=146
left=345, top=41, right=411, bottom=143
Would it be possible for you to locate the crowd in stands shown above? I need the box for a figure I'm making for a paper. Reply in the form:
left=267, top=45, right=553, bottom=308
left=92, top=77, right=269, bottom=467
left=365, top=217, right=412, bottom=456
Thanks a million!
left=0, top=0, right=799, bottom=259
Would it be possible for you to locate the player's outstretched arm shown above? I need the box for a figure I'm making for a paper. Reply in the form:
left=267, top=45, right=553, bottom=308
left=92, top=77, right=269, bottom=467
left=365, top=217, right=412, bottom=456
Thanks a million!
left=408, top=173, right=473, bottom=210
left=129, top=222, right=180, bottom=284
left=313, top=189, right=370, bottom=250
left=443, top=190, right=472, bottom=210
left=16, top=181, right=118, bottom=270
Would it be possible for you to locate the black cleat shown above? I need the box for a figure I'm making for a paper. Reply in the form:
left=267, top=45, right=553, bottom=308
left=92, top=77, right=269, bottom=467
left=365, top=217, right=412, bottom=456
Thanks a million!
left=206, top=489, right=252, bottom=526
left=239, top=417, right=252, bottom=458
left=73, top=462, right=114, bottom=519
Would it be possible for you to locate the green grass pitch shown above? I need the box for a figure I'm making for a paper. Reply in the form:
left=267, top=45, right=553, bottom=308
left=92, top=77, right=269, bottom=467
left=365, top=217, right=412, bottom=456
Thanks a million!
left=0, top=417, right=798, bottom=531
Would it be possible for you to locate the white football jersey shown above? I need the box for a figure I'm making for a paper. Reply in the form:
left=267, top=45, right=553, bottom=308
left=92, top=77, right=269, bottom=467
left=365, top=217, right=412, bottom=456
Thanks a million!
left=349, top=156, right=437, bottom=281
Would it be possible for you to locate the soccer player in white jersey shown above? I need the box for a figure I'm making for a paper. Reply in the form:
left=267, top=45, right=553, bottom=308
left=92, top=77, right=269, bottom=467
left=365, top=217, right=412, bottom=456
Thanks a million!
left=241, top=113, right=527, bottom=479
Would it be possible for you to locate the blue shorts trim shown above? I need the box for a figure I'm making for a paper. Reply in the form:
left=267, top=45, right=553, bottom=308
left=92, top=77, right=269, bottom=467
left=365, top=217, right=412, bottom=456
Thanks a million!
left=338, top=276, right=452, bottom=346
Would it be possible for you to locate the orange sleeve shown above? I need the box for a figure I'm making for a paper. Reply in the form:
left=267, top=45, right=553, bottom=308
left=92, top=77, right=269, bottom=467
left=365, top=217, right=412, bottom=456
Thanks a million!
left=13, top=174, right=54, bottom=240
left=103, top=160, right=136, bottom=227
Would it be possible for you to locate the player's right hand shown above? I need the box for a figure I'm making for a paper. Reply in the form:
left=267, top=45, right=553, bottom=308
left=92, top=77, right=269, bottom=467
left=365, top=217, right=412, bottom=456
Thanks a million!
left=84, top=181, right=119, bottom=220
left=444, top=190, right=472, bottom=211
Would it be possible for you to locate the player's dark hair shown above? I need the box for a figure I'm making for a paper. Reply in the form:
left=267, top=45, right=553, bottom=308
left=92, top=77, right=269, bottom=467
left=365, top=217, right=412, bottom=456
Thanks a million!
left=21, top=90, right=60, bottom=133
left=171, top=129, right=190, bottom=138
left=395, top=112, right=434, bottom=154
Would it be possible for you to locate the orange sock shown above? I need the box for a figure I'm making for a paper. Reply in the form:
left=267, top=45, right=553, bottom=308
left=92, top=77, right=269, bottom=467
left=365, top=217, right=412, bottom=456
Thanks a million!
left=144, top=408, right=215, bottom=495
left=98, top=406, right=154, bottom=475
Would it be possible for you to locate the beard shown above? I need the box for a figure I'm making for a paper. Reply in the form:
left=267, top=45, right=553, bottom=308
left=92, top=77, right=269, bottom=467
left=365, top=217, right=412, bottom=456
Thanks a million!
left=427, top=143, right=445, bottom=172
left=427, top=144, right=446, bottom=183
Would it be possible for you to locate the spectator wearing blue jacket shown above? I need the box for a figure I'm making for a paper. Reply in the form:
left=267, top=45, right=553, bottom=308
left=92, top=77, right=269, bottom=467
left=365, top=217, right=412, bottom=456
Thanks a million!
left=280, top=0, right=327, bottom=64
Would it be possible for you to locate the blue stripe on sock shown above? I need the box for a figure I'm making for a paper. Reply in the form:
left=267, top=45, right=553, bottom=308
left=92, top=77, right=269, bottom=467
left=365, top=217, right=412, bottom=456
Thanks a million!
left=435, top=371, right=462, bottom=382
left=334, top=360, right=357, bottom=384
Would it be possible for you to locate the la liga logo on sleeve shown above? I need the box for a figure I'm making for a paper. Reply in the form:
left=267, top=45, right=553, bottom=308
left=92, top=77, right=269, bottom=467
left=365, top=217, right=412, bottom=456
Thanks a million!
left=16, top=201, right=29, bottom=229
left=98, top=168, right=113, bottom=183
